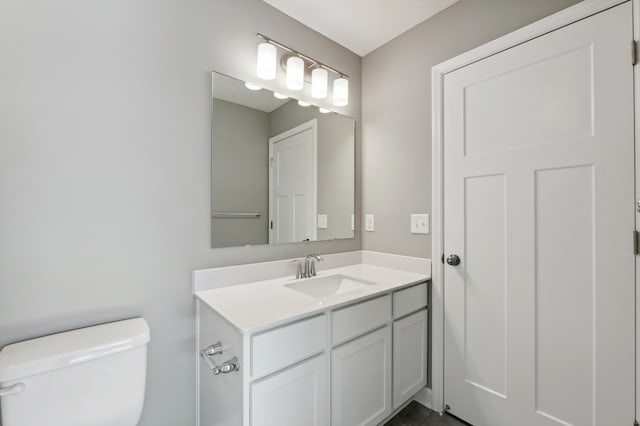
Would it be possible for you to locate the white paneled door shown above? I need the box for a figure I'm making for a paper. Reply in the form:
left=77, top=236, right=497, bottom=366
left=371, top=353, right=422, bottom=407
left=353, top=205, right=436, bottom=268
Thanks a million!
left=443, top=3, right=635, bottom=426
left=269, top=119, right=317, bottom=244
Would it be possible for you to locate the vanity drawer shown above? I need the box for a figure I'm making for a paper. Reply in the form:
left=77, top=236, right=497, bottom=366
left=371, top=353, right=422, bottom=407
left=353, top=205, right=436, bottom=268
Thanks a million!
left=331, top=295, right=391, bottom=345
left=251, top=314, right=327, bottom=379
left=393, top=282, right=428, bottom=319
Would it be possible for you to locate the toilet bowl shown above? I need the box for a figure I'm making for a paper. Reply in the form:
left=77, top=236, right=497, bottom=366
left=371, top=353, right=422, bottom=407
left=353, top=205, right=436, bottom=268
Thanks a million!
left=0, top=318, right=150, bottom=426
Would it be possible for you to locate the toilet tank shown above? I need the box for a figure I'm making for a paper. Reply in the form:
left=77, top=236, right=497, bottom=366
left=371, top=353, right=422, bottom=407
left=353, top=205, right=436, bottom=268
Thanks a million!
left=0, top=318, right=150, bottom=426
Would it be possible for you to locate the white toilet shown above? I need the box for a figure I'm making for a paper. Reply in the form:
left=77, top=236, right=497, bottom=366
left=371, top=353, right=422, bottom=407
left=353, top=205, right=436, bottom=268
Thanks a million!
left=0, top=318, right=150, bottom=426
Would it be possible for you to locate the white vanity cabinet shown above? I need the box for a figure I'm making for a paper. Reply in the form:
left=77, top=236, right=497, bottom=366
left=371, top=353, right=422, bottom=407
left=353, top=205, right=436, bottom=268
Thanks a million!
left=392, top=283, right=429, bottom=409
left=248, top=315, right=328, bottom=426
left=331, top=326, right=392, bottom=426
left=330, top=294, right=393, bottom=426
left=393, top=309, right=428, bottom=409
left=197, top=280, right=428, bottom=426
left=250, top=354, right=327, bottom=426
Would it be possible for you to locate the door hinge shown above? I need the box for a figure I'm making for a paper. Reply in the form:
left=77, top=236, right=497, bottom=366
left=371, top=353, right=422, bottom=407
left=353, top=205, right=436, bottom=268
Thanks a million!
left=634, top=230, right=639, bottom=255
left=269, top=157, right=274, bottom=167
left=270, top=221, right=273, bottom=230
left=632, top=40, right=637, bottom=66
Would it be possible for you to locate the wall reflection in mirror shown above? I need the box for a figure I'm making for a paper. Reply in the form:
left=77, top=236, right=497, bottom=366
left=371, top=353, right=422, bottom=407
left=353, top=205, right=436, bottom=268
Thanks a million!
left=211, top=72, right=355, bottom=248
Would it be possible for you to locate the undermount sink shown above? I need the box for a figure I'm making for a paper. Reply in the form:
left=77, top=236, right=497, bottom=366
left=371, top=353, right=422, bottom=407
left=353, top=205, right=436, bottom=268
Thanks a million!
left=285, top=274, right=376, bottom=299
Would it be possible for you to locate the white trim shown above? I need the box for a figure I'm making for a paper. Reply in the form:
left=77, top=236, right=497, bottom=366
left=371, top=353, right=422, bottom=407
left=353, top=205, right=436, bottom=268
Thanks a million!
left=434, top=0, right=628, bottom=76
left=268, top=118, right=318, bottom=244
left=431, top=61, right=446, bottom=414
left=634, top=0, right=640, bottom=421
left=430, top=0, right=632, bottom=415
left=195, top=301, right=201, bottom=426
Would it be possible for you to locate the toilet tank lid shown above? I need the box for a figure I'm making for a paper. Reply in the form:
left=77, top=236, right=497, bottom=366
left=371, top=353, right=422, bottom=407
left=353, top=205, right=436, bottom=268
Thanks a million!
left=0, top=318, right=150, bottom=382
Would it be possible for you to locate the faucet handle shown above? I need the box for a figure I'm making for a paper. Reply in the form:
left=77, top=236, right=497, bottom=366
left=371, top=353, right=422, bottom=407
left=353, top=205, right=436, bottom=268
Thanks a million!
left=292, top=259, right=303, bottom=279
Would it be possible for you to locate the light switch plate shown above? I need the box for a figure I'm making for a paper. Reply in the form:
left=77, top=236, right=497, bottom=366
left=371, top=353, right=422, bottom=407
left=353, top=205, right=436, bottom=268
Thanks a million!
left=317, top=214, right=328, bottom=229
left=411, top=214, right=430, bottom=234
left=365, top=214, right=375, bottom=232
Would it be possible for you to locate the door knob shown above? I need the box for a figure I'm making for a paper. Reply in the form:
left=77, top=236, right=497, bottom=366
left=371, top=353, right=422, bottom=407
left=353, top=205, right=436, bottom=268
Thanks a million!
left=446, top=254, right=461, bottom=266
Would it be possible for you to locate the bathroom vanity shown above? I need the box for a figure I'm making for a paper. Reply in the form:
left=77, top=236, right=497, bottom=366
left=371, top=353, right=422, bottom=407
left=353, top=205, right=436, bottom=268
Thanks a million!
left=195, top=251, right=430, bottom=426
left=194, top=251, right=431, bottom=426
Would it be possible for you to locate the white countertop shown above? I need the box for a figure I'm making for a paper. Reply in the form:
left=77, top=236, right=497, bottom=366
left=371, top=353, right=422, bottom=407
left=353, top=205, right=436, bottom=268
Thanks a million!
left=196, top=263, right=430, bottom=334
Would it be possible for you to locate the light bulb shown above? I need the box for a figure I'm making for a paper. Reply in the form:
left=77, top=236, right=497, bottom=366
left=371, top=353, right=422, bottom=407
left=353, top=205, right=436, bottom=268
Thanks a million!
left=311, top=68, right=328, bottom=99
left=298, top=100, right=311, bottom=107
left=273, top=92, right=288, bottom=100
left=333, top=78, right=348, bottom=106
left=286, top=56, right=304, bottom=91
left=256, top=42, right=277, bottom=80
left=244, top=82, right=261, bottom=91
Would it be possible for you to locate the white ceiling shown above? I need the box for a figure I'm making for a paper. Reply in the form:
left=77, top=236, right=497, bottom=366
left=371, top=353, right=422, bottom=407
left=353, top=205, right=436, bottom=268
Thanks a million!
left=262, top=0, right=460, bottom=56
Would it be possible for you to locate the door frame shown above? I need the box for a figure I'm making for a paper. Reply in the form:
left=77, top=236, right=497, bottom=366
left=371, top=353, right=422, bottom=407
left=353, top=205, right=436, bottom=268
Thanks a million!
left=268, top=118, right=318, bottom=244
left=431, top=0, right=637, bottom=415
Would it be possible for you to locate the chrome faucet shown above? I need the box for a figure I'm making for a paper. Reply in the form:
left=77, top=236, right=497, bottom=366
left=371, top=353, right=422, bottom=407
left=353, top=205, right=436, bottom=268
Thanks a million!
left=304, top=254, right=323, bottom=278
left=293, top=254, right=324, bottom=279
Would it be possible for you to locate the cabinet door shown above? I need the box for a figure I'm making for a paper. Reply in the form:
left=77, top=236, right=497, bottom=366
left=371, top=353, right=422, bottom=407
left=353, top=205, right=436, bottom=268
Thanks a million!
left=331, top=326, right=392, bottom=426
left=393, top=309, right=428, bottom=408
left=250, top=354, right=327, bottom=426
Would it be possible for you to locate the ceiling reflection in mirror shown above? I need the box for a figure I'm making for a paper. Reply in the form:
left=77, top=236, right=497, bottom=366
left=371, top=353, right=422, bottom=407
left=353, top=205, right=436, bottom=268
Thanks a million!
left=211, top=72, right=355, bottom=248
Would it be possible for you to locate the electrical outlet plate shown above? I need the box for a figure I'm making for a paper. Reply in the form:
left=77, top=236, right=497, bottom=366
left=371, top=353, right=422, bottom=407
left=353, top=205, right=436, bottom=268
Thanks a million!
left=411, top=214, right=430, bottom=234
left=365, top=214, right=375, bottom=232
left=317, top=214, right=328, bottom=229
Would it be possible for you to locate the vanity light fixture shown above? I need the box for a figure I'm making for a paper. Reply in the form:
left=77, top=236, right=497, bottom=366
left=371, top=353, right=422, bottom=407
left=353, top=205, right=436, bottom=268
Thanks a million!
left=256, top=33, right=349, bottom=107
left=256, top=42, right=277, bottom=80
left=311, top=68, right=328, bottom=99
left=286, top=56, right=304, bottom=91
left=298, top=100, right=311, bottom=107
left=244, top=82, right=262, bottom=91
left=333, top=78, right=349, bottom=107
left=273, top=92, right=288, bottom=100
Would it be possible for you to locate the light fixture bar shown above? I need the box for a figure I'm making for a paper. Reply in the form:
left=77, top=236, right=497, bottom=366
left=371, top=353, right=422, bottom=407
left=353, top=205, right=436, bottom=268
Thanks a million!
left=257, top=33, right=349, bottom=79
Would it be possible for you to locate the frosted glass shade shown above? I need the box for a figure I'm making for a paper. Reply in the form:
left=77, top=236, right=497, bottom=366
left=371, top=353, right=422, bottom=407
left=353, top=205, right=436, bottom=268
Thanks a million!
left=256, top=43, right=276, bottom=80
left=298, top=100, right=311, bottom=107
left=333, top=78, right=349, bottom=106
left=311, top=68, right=328, bottom=99
left=286, top=56, right=304, bottom=91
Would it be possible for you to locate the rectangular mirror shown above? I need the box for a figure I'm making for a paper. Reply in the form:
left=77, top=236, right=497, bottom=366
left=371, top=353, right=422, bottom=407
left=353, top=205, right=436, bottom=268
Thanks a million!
left=211, top=71, right=355, bottom=248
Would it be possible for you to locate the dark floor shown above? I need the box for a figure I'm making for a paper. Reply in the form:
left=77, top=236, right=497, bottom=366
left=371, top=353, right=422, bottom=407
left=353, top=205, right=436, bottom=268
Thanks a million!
left=385, top=401, right=471, bottom=426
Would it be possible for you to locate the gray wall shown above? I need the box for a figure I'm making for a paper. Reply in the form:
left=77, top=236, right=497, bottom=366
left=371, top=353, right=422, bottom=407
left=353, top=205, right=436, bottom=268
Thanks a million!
left=270, top=101, right=355, bottom=241
left=0, top=1, right=361, bottom=425
left=211, top=99, right=269, bottom=248
left=361, top=0, right=582, bottom=258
